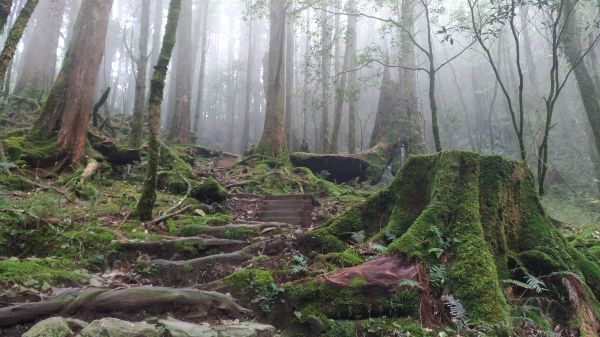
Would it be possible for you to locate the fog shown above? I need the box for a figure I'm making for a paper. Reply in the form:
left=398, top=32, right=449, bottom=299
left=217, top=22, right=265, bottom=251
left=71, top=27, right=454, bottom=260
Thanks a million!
left=4, top=0, right=600, bottom=195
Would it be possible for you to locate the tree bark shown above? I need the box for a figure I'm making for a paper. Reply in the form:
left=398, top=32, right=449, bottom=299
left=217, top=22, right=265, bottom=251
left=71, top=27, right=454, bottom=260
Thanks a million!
left=169, top=0, right=192, bottom=144
left=33, top=0, right=111, bottom=165
left=12, top=0, right=65, bottom=98
left=240, top=20, right=255, bottom=153
left=285, top=17, right=295, bottom=150
left=346, top=0, right=357, bottom=154
left=130, top=0, right=151, bottom=148
left=135, top=0, right=182, bottom=221
left=0, top=0, right=12, bottom=34
left=192, top=0, right=209, bottom=138
left=319, top=8, right=332, bottom=153
left=563, top=0, right=600, bottom=192
left=0, top=0, right=38, bottom=93
left=256, top=0, right=286, bottom=157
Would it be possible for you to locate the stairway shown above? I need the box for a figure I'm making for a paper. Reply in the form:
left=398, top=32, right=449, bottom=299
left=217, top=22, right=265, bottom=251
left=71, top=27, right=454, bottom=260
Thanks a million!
left=258, top=195, right=312, bottom=226
left=214, top=153, right=239, bottom=169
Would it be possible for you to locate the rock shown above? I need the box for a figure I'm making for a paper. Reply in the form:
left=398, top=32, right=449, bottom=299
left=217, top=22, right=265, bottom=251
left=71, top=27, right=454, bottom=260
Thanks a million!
left=191, top=177, right=227, bottom=204
left=158, top=319, right=217, bottom=337
left=66, top=318, right=89, bottom=330
left=157, top=319, right=277, bottom=337
left=212, top=322, right=277, bottom=337
left=78, top=318, right=162, bottom=337
left=23, top=317, right=73, bottom=337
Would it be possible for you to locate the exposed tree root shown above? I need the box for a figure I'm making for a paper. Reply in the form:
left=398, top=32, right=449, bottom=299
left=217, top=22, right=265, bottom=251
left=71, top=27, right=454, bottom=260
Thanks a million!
left=0, top=286, right=251, bottom=328
left=115, top=236, right=247, bottom=259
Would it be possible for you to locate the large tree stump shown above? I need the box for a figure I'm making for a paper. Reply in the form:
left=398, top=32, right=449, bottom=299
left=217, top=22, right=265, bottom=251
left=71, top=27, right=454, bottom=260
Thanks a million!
left=302, top=152, right=600, bottom=332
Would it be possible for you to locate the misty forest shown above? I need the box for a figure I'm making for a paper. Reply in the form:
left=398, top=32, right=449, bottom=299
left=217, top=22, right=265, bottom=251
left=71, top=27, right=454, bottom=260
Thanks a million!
left=1, top=0, right=600, bottom=336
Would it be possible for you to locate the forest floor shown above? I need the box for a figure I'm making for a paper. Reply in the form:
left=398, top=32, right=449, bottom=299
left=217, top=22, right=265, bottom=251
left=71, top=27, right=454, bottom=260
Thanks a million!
left=0, top=126, right=599, bottom=336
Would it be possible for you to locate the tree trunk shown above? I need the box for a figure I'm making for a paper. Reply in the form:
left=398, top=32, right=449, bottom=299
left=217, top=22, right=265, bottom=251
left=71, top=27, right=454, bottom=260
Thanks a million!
left=192, top=0, right=209, bottom=138
left=319, top=8, right=332, bottom=153
left=329, top=1, right=354, bottom=154
left=256, top=0, right=286, bottom=157
left=135, top=0, right=182, bottom=221
left=285, top=18, right=294, bottom=150
left=240, top=20, right=254, bottom=153
left=12, top=0, right=65, bottom=98
left=0, top=0, right=38, bottom=93
left=169, top=0, right=192, bottom=144
left=346, top=0, right=357, bottom=154
left=563, top=0, right=600, bottom=192
left=33, top=0, right=111, bottom=165
left=130, top=0, right=151, bottom=148
left=0, top=0, right=12, bottom=34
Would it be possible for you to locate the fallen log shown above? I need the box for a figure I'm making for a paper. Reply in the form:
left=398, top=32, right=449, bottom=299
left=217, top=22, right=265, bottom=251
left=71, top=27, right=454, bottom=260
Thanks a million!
left=87, top=130, right=141, bottom=165
left=115, top=236, right=247, bottom=259
left=0, top=286, right=251, bottom=328
left=290, top=152, right=370, bottom=183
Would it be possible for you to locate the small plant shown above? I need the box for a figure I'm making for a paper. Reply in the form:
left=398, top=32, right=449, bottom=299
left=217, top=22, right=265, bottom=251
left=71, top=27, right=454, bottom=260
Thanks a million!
left=442, top=294, right=469, bottom=331
left=351, top=230, right=366, bottom=244
left=291, top=254, right=309, bottom=275
left=398, top=278, right=423, bottom=290
left=370, top=242, right=387, bottom=254
left=257, top=283, right=285, bottom=313
left=429, top=264, right=447, bottom=289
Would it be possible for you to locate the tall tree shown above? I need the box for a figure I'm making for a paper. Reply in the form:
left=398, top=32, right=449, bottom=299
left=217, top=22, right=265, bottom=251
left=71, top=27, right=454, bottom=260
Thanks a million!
left=346, top=0, right=358, bottom=153
left=256, top=0, right=287, bottom=156
left=0, top=0, right=38, bottom=92
left=192, top=0, right=209, bottom=137
left=33, top=0, right=112, bottom=165
left=240, top=20, right=255, bottom=153
left=135, top=0, right=182, bottom=221
left=130, top=0, right=151, bottom=148
left=562, top=0, right=600, bottom=192
left=169, top=0, right=192, bottom=144
left=319, top=6, right=332, bottom=153
left=285, top=16, right=295, bottom=149
left=0, top=0, right=12, bottom=34
left=13, top=0, right=65, bottom=97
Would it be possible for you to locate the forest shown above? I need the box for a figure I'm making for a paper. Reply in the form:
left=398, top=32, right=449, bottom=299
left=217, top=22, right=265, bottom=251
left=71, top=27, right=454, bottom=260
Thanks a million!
left=0, top=0, right=599, bottom=336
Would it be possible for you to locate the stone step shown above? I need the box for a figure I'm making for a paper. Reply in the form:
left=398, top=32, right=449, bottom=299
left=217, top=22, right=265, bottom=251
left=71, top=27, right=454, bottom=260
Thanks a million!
left=259, top=210, right=306, bottom=218
left=264, top=194, right=311, bottom=201
left=259, top=216, right=304, bottom=225
left=263, top=199, right=312, bottom=207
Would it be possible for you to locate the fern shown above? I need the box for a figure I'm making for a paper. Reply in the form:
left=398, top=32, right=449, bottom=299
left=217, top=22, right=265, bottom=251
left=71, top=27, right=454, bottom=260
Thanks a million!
left=351, top=230, right=366, bottom=244
left=398, top=278, right=423, bottom=290
left=442, top=294, right=469, bottom=330
left=525, top=273, right=547, bottom=294
left=370, top=243, right=387, bottom=254
left=429, top=264, right=447, bottom=288
left=291, top=254, right=309, bottom=275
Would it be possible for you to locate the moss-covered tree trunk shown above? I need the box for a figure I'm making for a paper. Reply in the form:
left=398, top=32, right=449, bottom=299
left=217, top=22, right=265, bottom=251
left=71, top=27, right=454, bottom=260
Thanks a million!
left=13, top=0, right=65, bottom=98
left=0, top=0, right=37, bottom=93
left=304, top=152, right=600, bottom=332
left=33, top=0, right=112, bottom=165
left=0, top=0, right=12, bottom=35
left=135, top=0, right=182, bottom=221
left=256, top=0, right=286, bottom=157
left=130, top=0, right=151, bottom=148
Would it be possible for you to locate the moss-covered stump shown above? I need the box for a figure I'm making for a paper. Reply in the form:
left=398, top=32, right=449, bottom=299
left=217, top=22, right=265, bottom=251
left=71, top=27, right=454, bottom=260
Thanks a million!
left=191, top=177, right=228, bottom=203
left=302, top=151, right=600, bottom=332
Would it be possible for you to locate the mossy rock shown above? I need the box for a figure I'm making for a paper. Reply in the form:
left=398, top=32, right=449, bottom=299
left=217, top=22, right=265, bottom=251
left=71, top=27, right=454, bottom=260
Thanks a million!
left=191, top=177, right=227, bottom=204
left=306, top=151, right=600, bottom=329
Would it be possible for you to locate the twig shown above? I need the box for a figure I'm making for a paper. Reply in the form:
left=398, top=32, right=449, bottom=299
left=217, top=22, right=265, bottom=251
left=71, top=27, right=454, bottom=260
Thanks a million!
left=148, top=173, right=193, bottom=228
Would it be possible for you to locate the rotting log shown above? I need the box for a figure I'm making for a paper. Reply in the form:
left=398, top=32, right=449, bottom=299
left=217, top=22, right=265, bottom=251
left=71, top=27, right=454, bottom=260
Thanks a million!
left=87, top=130, right=141, bottom=165
left=0, top=286, right=251, bottom=328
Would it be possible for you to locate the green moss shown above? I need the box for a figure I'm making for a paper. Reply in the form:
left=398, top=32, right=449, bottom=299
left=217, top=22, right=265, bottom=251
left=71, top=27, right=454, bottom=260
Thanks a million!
left=2, top=135, right=58, bottom=165
left=0, top=174, right=32, bottom=191
left=0, top=257, right=87, bottom=286
left=191, top=177, right=227, bottom=203
left=318, top=249, right=364, bottom=268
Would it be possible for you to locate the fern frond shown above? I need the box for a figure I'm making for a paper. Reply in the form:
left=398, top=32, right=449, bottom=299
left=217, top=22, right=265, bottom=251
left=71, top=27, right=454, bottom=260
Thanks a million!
left=398, top=279, right=423, bottom=290
left=442, top=294, right=469, bottom=330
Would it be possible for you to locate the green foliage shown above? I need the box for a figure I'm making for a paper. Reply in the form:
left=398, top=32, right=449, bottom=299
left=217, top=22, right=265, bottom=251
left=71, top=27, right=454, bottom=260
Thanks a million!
left=223, top=269, right=283, bottom=313
left=291, top=254, right=309, bottom=275
left=0, top=257, right=87, bottom=286
left=190, top=177, right=228, bottom=203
